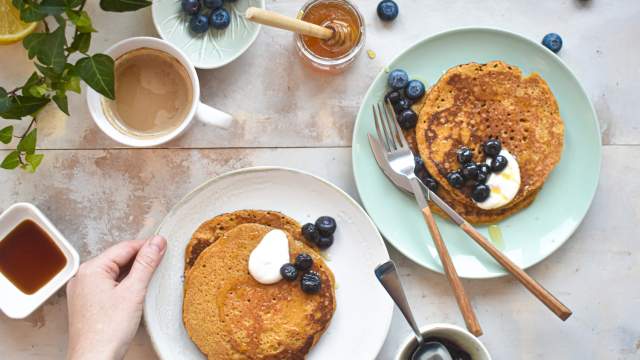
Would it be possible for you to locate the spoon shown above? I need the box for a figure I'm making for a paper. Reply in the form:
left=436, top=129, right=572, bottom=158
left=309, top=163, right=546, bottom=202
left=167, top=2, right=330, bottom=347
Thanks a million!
left=375, top=261, right=453, bottom=360
left=245, top=7, right=351, bottom=47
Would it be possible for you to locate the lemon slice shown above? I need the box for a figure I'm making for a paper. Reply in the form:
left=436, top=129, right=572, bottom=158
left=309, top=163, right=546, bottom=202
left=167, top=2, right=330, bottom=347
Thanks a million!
left=0, top=0, right=38, bottom=45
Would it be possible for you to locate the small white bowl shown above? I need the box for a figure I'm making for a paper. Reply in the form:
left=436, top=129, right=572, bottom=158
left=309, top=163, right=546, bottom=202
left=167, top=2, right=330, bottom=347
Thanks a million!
left=0, top=203, right=79, bottom=319
left=395, top=323, right=491, bottom=360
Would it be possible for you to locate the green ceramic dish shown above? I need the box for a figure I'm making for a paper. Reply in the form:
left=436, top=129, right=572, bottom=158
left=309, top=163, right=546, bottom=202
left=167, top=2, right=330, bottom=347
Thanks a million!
left=352, top=27, right=601, bottom=279
left=152, top=0, right=264, bottom=69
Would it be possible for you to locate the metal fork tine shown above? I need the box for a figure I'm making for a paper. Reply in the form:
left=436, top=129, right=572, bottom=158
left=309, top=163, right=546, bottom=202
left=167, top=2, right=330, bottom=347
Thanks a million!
left=377, top=103, right=395, bottom=151
left=373, top=104, right=389, bottom=152
left=382, top=101, right=400, bottom=150
left=386, top=100, right=410, bottom=149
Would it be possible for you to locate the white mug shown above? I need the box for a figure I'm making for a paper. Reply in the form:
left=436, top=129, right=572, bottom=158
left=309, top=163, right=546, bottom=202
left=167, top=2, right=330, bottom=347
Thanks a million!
left=394, top=323, right=491, bottom=360
left=86, top=37, right=232, bottom=147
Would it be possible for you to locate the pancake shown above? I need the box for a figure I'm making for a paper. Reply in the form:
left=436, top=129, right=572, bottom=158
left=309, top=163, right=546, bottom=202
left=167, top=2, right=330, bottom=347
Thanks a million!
left=415, top=61, right=563, bottom=211
left=183, top=223, right=336, bottom=359
left=184, top=210, right=305, bottom=273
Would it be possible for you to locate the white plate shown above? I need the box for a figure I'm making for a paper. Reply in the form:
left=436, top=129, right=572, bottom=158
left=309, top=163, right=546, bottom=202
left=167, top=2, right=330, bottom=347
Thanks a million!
left=144, top=167, right=393, bottom=359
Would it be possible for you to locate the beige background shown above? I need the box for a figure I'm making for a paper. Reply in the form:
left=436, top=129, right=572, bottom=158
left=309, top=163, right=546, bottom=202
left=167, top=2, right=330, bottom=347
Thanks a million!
left=1, top=0, right=639, bottom=359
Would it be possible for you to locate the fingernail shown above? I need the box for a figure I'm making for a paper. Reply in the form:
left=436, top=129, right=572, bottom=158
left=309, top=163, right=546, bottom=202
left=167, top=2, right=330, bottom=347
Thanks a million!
left=148, top=235, right=166, bottom=253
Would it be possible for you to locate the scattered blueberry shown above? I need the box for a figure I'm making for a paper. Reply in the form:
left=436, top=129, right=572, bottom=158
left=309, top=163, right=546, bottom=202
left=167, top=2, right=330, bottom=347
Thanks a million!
left=461, top=162, right=479, bottom=181
left=491, top=155, right=508, bottom=172
left=377, top=0, right=399, bottom=22
left=393, top=97, right=412, bottom=113
left=316, top=235, right=334, bottom=249
left=542, top=33, right=563, bottom=53
left=423, top=177, right=439, bottom=192
left=189, top=14, right=209, bottom=34
left=385, top=90, right=402, bottom=105
left=477, top=163, right=491, bottom=177
left=388, top=69, right=409, bottom=90
left=203, top=0, right=223, bottom=9
left=414, top=155, right=425, bottom=170
left=301, top=223, right=320, bottom=244
left=397, top=109, right=418, bottom=129
left=210, top=7, right=231, bottom=30
left=315, top=216, right=337, bottom=236
left=471, top=184, right=491, bottom=202
left=301, top=271, right=322, bottom=294
left=446, top=171, right=464, bottom=188
left=483, top=139, right=502, bottom=157
left=181, top=0, right=200, bottom=15
left=456, top=147, right=473, bottom=164
left=280, top=263, right=298, bottom=281
left=294, top=253, right=313, bottom=271
left=405, top=80, right=425, bottom=100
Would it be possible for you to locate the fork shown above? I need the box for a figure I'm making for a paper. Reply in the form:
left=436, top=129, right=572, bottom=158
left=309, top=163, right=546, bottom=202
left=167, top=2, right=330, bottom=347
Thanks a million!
left=372, top=101, right=483, bottom=337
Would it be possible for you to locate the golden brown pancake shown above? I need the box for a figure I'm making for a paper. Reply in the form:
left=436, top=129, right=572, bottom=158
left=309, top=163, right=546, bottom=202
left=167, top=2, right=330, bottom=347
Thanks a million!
left=183, top=224, right=335, bottom=359
left=415, top=61, right=563, bottom=211
left=184, top=210, right=305, bottom=273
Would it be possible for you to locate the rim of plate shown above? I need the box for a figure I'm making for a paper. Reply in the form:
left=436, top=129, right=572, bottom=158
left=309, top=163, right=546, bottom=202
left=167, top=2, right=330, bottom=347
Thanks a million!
left=151, top=0, right=265, bottom=69
left=352, top=26, right=601, bottom=279
left=144, top=166, right=393, bottom=359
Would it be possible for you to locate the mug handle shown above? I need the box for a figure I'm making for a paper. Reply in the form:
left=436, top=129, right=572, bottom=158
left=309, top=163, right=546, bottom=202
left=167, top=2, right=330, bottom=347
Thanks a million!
left=195, top=101, right=233, bottom=129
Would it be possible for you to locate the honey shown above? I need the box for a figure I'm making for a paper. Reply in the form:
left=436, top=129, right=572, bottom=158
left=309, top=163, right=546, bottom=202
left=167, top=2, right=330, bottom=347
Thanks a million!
left=0, top=220, right=67, bottom=295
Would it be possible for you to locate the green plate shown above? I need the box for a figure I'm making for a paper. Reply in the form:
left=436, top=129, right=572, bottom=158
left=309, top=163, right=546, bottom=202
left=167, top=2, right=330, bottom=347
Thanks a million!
left=352, top=28, right=601, bottom=279
left=152, top=0, right=264, bottom=69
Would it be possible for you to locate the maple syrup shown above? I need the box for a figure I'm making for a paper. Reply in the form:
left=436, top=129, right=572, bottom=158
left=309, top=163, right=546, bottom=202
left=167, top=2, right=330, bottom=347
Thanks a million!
left=0, top=220, right=67, bottom=295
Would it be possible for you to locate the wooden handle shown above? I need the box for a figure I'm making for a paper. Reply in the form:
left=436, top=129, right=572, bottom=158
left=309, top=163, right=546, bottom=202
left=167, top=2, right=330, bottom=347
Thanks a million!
left=245, top=7, right=333, bottom=39
left=422, top=206, right=483, bottom=336
left=460, top=222, right=572, bottom=320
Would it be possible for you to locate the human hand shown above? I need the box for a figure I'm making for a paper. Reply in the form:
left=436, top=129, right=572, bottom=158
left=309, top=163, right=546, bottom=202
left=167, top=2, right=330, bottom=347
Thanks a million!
left=66, top=236, right=167, bottom=360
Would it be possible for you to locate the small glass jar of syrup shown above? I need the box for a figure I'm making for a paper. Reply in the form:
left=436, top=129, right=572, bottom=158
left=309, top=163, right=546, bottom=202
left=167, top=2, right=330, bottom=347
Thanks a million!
left=295, top=0, right=365, bottom=72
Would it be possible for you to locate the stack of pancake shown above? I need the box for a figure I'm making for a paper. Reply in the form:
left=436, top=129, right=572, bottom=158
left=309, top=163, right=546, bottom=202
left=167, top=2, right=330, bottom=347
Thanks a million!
left=182, top=210, right=336, bottom=359
left=404, top=61, right=564, bottom=223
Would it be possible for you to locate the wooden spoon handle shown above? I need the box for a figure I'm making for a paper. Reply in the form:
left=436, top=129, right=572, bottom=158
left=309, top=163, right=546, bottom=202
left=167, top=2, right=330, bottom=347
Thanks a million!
left=245, top=7, right=333, bottom=40
left=459, top=222, right=572, bottom=320
left=422, top=206, right=483, bottom=336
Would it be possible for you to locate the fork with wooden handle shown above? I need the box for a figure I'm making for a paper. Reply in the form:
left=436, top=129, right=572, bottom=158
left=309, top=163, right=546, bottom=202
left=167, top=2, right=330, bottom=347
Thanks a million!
left=373, top=102, right=483, bottom=336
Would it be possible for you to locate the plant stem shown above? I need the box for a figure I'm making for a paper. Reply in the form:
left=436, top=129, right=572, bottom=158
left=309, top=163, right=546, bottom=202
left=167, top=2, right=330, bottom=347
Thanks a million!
left=8, top=86, right=23, bottom=96
left=14, top=118, right=37, bottom=139
left=42, top=18, right=50, bottom=33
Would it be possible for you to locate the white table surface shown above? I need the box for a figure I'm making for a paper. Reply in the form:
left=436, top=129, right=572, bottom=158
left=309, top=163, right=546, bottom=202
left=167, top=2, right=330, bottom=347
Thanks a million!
left=1, top=1, right=639, bottom=359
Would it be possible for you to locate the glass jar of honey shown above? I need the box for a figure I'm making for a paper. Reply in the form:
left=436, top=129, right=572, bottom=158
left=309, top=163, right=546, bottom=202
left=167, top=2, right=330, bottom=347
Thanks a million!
left=295, top=0, right=365, bottom=72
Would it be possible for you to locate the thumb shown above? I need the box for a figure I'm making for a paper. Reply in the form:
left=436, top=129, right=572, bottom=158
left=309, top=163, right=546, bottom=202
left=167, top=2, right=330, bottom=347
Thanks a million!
left=122, top=235, right=167, bottom=293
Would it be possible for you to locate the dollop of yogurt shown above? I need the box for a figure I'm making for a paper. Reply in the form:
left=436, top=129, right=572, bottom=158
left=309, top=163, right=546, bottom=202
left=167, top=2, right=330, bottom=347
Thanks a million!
left=475, top=149, right=521, bottom=210
left=248, top=229, right=290, bottom=285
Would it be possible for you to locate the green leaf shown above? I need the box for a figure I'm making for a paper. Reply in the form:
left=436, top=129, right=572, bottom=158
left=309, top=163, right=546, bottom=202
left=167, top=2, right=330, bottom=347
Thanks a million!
left=17, top=129, right=37, bottom=155
left=52, top=90, right=69, bottom=115
left=35, top=63, right=62, bottom=80
left=99, top=0, right=151, bottom=12
left=75, top=54, right=115, bottom=99
left=13, top=0, right=47, bottom=22
left=67, top=10, right=96, bottom=33
left=0, top=126, right=13, bottom=144
left=1, top=151, right=20, bottom=169
left=65, top=0, right=83, bottom=8
left=23, top=153, right=44, bottom=173
left=65, top=75, right=82, bottom=93
left=0, top=96, right=50, bottom=119
left=39, top=0, right=66, bottom=15
left=23, top=25, right=67, bottom=73
left=0, top=88, right=9, bottom=114
left=28, top=84, right=48, bottom=98
left=69, top=32, right=91, bottom=53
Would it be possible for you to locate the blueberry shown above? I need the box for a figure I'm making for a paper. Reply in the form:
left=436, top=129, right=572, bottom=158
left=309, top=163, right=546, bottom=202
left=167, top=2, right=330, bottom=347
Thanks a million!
left=423, top=177, right=438, bottom=192
left=475, top=172, right=488, bottom=184
left=181, top=0, right=200, bottom=15
left=542, top=33, right=563, bottom=53
left=189, top=14, right=209, bottom=34
left=398, top=109, right=418, bottom=129
left=388, top=69, right=409, bottom=90
left=393, top=98, right=412, bottom=113
left=377, top=0, right=399, bottom=22
left=280, top=263, right=298, bottom=281
left=477, top=163, right=491, bottom=177
left=301, top=271, right=322, bottom=294
left=301, top=223, right=320, bottom=244
left=203, top=0, right=223, bottom=9
left=414, top=155, right=424, bottom=170
left=315, top=216, right=337, bottom=236
left=471, top=184, right=491, bottom=202
left=294, top=253, right=313, bottom=271
left=456, top=147, right=473, bottom=164
left=385, top=90, right=402, bottom=105
left=461, top=162, right=479, bottom=181
left=491, top=155, right=508, bottom=172
left=405, top=80, right=425, bottom=100
left=483, top=139, right=502, bottom=157
left=446, top=171, right=464, bottom=188
left=316, top=235, right=334, bottom=249
left=210, top=8, right=231, bottom=30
